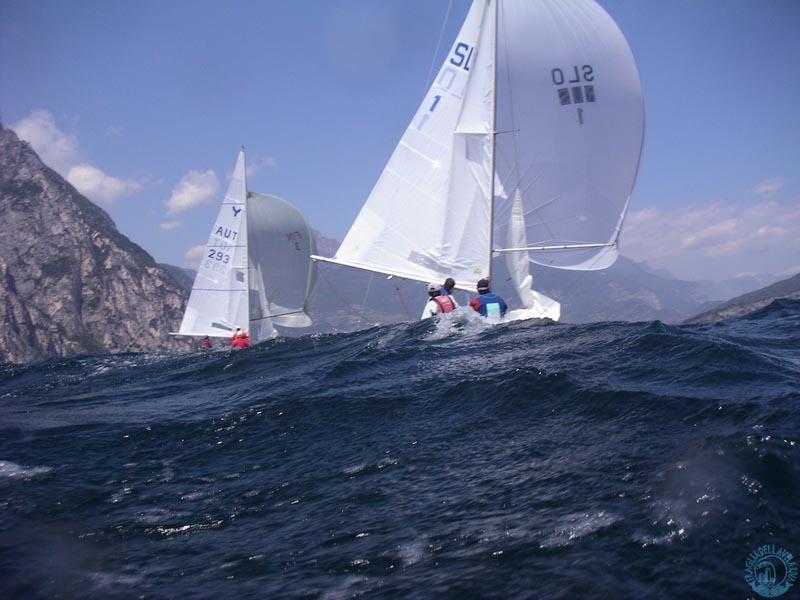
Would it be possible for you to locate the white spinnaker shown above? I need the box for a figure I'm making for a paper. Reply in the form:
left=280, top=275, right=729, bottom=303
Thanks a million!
left=493, top=0, right=644, bottom=271
left=178, top=150, right=249, bottom=337
left=334, top=0, right=494, bottom=287
left=247, top=192, right=316, bottom=337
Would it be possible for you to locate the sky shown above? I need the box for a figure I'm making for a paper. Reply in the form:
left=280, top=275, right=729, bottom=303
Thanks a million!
left=1, top=0, right=798, bottom=281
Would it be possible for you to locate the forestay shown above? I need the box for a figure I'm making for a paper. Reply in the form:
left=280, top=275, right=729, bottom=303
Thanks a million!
left=178, top=150, right=250, bottom=337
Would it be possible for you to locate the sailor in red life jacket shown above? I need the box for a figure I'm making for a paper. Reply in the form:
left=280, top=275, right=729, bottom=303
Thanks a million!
left=230, top=328, right=250, bottom=349
left=201, top=336, right=212, bottom=350
left=421, top=282, right=457, bottom=320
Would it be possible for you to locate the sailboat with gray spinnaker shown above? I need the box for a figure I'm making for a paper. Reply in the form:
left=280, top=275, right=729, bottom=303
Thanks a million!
left=174, top=149, right=315, bottom=343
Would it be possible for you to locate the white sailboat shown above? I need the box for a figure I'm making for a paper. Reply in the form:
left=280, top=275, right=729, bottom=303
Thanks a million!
left=313, top=0, right=644, bottom=322
left=174, top=149, right=316, bottom=344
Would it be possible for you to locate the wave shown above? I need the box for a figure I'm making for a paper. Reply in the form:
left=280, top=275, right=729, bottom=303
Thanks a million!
left=0, top=300, right=798, bottom=598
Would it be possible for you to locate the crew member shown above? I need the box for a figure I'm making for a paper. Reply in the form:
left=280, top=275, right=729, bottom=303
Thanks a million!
left=441, top=277, right=456, bottom=297
left=230, top=328, right=250, bottom=349
left=469, top=278, right=507, bottom=318
left=202, top=336, right=212, bottom=349
left=421, top=282, right=457, bottom=319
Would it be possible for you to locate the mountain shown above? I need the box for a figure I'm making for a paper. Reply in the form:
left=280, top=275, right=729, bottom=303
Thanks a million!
left=684, top=272, right=800, bottom=324
left=167, top=235, right=785, bottom=338
left=157, top=263, right=194, bottom=292
left=205, top=231, right=777, bottom=330
left=277, top=235, right=736, bottom=329
left=0, top=121, right=190, bottom=364
left=689, top=272, right=782, bottom=302
left=530, top=256, right=708, bottom=323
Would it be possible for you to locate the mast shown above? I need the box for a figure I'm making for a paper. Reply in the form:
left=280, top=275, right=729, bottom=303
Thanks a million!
left=241, top=145, right=251, bottom=339
left=487, top=0, right=499, bottom=283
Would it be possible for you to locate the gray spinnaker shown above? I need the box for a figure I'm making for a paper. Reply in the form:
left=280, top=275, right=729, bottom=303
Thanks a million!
left=247, top=192, right=316, bottom=330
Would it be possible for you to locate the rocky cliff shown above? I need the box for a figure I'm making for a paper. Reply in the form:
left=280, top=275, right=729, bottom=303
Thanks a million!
left=0, top=121, right=189, bottom=363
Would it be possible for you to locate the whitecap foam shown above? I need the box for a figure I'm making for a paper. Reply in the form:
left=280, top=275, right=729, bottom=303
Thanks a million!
left=397, top=541, right=425, bottom=566
left=0, top=460, right=52, bottom=480
left=342, top=463, right=367, bottom=476
left=147, top=519, right=224, bottom=536
left=538, top=511, right=621, bottom=549
left=320, top=576, right=371, bottom=600
left=89, top=572, right=142, bottom=588
left=425, top=307, right=493, bottom=341
left=136, top=507, right=188, bottom=524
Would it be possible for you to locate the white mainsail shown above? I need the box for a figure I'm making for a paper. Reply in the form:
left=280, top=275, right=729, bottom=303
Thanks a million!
left=178, top=149, right=250, bottom=338
left=332, top=0, right=495, bottom=285
left=316, top=0, right=644, bottom=321
left=176, top=150, right=316, bottom=343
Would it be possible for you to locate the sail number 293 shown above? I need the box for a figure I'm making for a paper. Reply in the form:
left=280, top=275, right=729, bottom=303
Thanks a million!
left=207, top=249, right=230, bottom=264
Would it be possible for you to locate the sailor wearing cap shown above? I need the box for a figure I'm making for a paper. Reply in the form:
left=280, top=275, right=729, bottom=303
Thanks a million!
left=469, top=278, right=507, bottom=319
left=420, top=282, right=457, bottom=320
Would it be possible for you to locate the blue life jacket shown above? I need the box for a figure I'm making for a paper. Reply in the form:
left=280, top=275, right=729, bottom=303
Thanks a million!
left=473, top=292, right=507, bottom=318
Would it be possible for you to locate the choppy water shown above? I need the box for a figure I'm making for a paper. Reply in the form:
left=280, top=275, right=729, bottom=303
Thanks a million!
left=1, top=300, right=799, bottom=599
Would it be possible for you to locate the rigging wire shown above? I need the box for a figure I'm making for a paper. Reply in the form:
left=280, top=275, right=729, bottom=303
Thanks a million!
left=394, top=285, right=414, bottom=321
left=317, top=268, right=362, bottom=318
left=357, top=272, right=375, bottom=326
left=423, top=0, right=454, bottom=92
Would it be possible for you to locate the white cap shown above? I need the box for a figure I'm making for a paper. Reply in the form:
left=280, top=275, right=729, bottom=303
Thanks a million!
left=427, top=282, right=439, bottom=293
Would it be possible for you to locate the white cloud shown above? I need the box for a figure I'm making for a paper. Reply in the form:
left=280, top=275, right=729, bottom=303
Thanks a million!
left=67, top=164, right=142, bottom=206
left=160, top=220, right=182, bottom=231
left=11, top=109, right=149, bottom=206
left=10, top=109, right=79, bottom=174
left=184, top=244, right=206, bottom=268
left=246, top=155, right=277, bottom=177
left=105, top=125, right=126, bottom=137
left=166, top=170, right=220, bottom=216
left=752, top=177, right=786, bottom=197
left=621, top=197, right=800, bottom=279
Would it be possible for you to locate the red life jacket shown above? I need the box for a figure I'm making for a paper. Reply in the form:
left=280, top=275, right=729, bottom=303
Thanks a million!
left=433, top=295, right=456, bottom=314
left=231, top=333, right=250, bottom=349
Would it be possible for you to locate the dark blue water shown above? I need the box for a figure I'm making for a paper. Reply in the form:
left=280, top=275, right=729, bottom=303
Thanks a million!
left=1, top=300, right=799, bottom=599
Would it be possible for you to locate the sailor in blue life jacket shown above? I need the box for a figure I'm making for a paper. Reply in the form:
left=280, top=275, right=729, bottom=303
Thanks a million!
left=469, top=278, right=507, bottom=318
left=421, top=282, right=457, bottom=320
